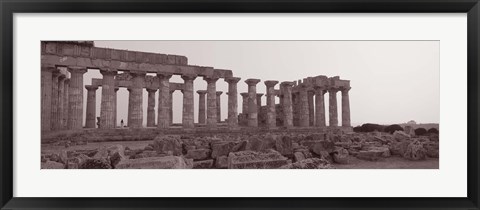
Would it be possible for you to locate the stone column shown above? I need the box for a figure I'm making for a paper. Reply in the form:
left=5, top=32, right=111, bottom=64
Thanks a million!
left=99, top=69, right=117, bottom=129
left=204, top=76, right=219, bottom=128
left=341, top=87, right=351, bottom=127
left=51, top=70, right=61, bottom=130
left=216, top=91, right=223, bottom=122
left=314, top=87, right=326, bottom=127
left=256, top=93, right=263, bottom=113
left=308, top=90, right=315, bottom=126
left=169, top=90, right=174, bottom=124
left=280, top=82, right=294, bottom=128
left=292, top=92, right=298, bottom=126
left=240, top=93, right=249, bottom=115
left=157, top=73, right=173, bottom=129
left=41, top=66, right=55, bottom=132
left=67, top=66, right=87, bottom=129
left=127, top=88, right=132, bottom=126
left=63, top=79, right=70, bottom=130
left=245, top=79, right=261, bottom=127
left=328, top=88, right=339, bottom=127
left=146, top=88, right=157, bottom=127
left=298, top=85, right=310, bottom=127
left=57, top=75, right=66, bottom=130
left=113, top=87, right=119, bottom=127
left=197, top=90, right=207, bottom=124
left=182, top=75, right=196, bottom=128
left=265, top=80, right=279, bottom=128
left=129, top=72, right=146, bottom=128
left=85, top=85, right=98, bottom=128
left=225, top=77, right=241, bottom=128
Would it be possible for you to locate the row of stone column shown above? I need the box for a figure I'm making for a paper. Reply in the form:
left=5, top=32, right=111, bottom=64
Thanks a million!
left=41, top=66, right=86, bottom=131
left=238, top=81, right=351, bottom=128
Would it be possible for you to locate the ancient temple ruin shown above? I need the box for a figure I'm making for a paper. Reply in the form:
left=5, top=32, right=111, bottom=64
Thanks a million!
left=41, top=41, right=351, bottom=132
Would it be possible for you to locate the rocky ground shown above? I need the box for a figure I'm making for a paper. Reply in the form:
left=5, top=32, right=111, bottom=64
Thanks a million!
left=41, top=130, right=439, bottom=169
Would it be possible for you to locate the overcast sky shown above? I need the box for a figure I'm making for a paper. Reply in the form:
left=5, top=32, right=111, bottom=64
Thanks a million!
left=82, top=41, right=439, bottom=126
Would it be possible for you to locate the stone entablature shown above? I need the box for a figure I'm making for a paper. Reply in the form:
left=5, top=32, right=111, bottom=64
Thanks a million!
left=41, top=42, right=233, bottom=78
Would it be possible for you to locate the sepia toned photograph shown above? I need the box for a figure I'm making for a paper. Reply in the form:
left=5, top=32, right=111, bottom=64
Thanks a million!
left=40, top=40, right=439, bottom=169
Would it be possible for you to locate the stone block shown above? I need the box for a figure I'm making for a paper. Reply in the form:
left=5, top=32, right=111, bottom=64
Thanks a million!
left=423, top=142, right=439, bottom=158
left=211, top=141, right=235, bottom=158
left=215, top=156, right=228, bottom=169
left=332, top=147, right=349, bottom=164
left=280, top=158, right=332, bottom=169
left=185, top=149, right=211, bottom=160
left=403, top=140, right=427, bottom=161
left=310, top=141, right=335, bottom=155
left=193, top=159, right=214, bottom=169
left=41, top=161, right=65, bottom=169
left=293, top=152, right=305, bottom=162
left=227, top=150, right=289, bottom=169
left=389, top=141, right=410, bottom=156
left=275, top=136, right=293, bottom=156
left=116, top=156, right=192, bottom=169
left=79, top=158, right=112, bottom=169
left=153, top=135, right=182, bottom=156
left=356, top=150, right=384, bottom=161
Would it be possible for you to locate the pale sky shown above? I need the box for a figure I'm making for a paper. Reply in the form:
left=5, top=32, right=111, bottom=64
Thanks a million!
left=82, top=41, right=439, bottom=126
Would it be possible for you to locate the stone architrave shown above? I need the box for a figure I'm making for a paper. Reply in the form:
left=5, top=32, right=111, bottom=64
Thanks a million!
left=298, top=84, right=310, bottom=127
left=256, top=93, right=263, bottom=113
left=216, top=91, right=223, bottom=122
left=204, top=76, right=219, bottom=128
left=41, top=66, right=55, bottom=132
left=51, top=70, right=61, bottom=130
left=197, top=90, right=207, bottom=124
left=113, top=87, right=119, bottom=127
left=67, top=66, right=87, bottom=129
left=314, top=86, right=326, bottom=127
left=99, top=69, right=117, bottom=128
left=280, top=82, right=294, bottom=128
left=146, top=88, right=157, bottom=127
left=264, top=80, right=279, bottom=128
left=157, top=73, right=173, bottom=128
left=341, top=87, right=351, bottom=127
left=85, top=85, right=99, bottom=128
left=240, top=93, right=249, bottom=115
left=245, top=79, right=261, bottom=127
left=328, top=88, right=339, bottom=127
left=129, top=72, right=146, bottom=128
left=182, top=74, right=196, bottom=128
left=308, top=90, right=315, bottom=126
left=57, top=75, right=66, bottom=130
left=225, top=77, right=241, bottom=128
left=62, top=79, right=70, bottom=129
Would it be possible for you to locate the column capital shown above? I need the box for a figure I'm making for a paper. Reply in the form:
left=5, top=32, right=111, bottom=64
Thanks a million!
left=197, top=90, right=207, bottom=95
left=64, top=78, right=70, bottom=84
left=264, top=80, right=279, bottom=88
left=146, top=88, right=157, bottom=93
left=204, top=76, right=219, bottom=83
left=341, top=86, right=352, bottom=93
left=114, top=87, right=119, bottom=92
left=224, top=77, right=241, bottom=84
left=100, top=68, right=118, bottom=76
left=328, top=88, right=339, bottom=93
left=85, top=85, right=99, bottom=91
left=170, top=89, right=176, bottom=94
left=181, top=74, right=197, bottom=81
left=245, top=78, right=261, bottom=86
left=256, top=93, right=263, bottom=97
left=157, top=72, right=173, bottom=80
left=216, top=91, right=223, bottom=96
left=58, top=74, right=66, bottom=80
left=67, top=66, right=87, bottom=74
left=240, top=92, right=249, bottom=98
left=280, top=81, right=294, bottom=87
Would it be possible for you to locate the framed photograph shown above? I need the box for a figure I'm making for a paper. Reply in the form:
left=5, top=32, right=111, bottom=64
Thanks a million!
left=1, top=0, right=479, bottom=209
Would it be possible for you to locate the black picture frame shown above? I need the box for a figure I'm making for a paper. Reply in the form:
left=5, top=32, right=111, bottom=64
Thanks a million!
left=1, top=0, right=479, bottom=209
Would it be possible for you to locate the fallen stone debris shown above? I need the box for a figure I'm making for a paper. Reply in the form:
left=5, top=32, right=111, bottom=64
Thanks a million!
left=41, top=129, right=439, bottom=169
